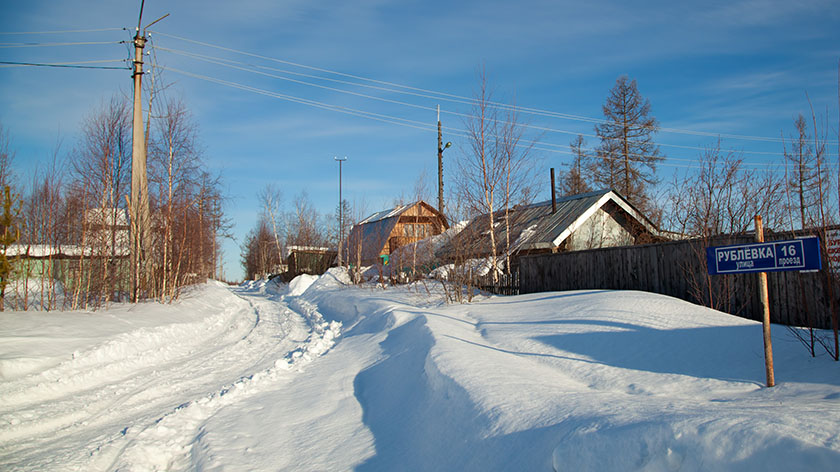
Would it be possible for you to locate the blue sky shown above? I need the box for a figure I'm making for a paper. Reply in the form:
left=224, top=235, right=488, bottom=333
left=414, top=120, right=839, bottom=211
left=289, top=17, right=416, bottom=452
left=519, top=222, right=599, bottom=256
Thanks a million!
left=2, top=0, right=839, bottom=280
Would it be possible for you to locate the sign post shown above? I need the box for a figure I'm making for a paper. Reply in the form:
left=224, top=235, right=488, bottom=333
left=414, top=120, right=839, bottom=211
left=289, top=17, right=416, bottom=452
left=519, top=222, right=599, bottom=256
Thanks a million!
left=705, top=216, right=822, bottom=387
left=754, top=216, right=774, bottom=387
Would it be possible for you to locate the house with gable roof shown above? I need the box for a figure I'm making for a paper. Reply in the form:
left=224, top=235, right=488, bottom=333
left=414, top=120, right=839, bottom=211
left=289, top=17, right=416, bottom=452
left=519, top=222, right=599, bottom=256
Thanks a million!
left=345, top=200, right=449, bottom=266
left=436, top=189, right=663, bottom=266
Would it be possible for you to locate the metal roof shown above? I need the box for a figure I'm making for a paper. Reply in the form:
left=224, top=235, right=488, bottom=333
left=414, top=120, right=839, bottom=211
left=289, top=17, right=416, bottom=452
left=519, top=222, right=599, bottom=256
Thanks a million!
left=437, top=189, right=658, bottom=259
left=345, top=201, right=448, bottom=263
left=358, top=204, right=413, bottom=225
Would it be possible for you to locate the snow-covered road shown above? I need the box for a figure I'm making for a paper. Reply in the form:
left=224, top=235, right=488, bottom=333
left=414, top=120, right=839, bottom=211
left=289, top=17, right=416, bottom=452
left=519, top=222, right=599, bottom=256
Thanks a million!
left=0, top=280, right=339, bottom=471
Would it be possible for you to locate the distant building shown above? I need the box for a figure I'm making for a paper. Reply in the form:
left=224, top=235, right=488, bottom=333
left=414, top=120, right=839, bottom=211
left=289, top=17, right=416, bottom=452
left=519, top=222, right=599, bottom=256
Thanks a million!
left=7, top=207, right=131, bottom=290
left=345, top=201, right=449, bottom=266
left=436, top=189, right=662, bottom=265
left=283, top=245, right=336, bottom=280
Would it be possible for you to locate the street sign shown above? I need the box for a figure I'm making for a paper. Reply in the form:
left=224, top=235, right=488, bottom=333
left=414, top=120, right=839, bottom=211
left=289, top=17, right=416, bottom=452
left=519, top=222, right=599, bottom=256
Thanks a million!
left=826, top=229, right=840, bottom=273
left=706, top=236, right=822, bottom=275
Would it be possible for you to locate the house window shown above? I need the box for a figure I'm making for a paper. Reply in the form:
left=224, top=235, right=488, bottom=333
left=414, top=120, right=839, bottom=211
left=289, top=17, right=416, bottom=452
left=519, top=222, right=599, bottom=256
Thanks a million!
left=404, top=224, right=431, bottom=238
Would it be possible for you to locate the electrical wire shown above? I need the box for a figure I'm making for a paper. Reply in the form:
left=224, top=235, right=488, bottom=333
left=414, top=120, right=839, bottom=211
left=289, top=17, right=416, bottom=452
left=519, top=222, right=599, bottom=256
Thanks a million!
left=150, top=44, right=808, bottom=161
left=0, top=28, right=125, bottom=35
left=158, top=64, right=815, bottom=172
left=0, top=41, right=122, bottom=48
left=0, top=59, right=128, bottom=70
left=149, top=30, right=839, bottom=146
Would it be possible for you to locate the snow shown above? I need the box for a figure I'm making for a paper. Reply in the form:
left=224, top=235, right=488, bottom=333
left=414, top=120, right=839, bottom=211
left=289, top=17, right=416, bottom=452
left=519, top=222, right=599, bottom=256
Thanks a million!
left=1, top=272, right=839, bottom=471
left=287, top=273, right=319, bottom=296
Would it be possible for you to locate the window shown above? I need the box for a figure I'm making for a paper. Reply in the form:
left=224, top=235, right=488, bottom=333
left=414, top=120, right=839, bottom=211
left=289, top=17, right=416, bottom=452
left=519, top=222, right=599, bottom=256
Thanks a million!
left=404, top=224, right=431, bottom=238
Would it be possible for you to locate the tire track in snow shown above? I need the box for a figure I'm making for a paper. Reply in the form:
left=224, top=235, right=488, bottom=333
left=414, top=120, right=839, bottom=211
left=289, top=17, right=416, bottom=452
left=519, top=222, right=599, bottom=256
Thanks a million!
left=0, top=283, right=334, bottom=472
left=99, top=287, right=342, bottom=471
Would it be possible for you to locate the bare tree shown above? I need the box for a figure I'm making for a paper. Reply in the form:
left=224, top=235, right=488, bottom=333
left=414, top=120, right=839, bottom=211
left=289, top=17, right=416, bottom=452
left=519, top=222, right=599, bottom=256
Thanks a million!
left=286, top=191, right=327, bottom=248
left=593, top=76, right=663, bottom=213
left=24, top=154, right=64, bottom=310
left=559, top=134, right=592, bottom=196
left=0, top=122, right=15, bottom=191
left=148, top=96, right=202, bottom=299
left=332, top=198, right=352, bottom=265
left=258, top=184, right=285, bottom=266
left=666, top=141, right=785, bottom=237
left=783, top=114, right=827, bottom=230
left=0, top=122, right=20, bottom=311
left=498, top=99, right=537, bottom=274
left=456, top=68, right=536, bottom=282
left=71, top=96, right=132, bottom=304
left=240, top=217, right=278, bottom=280
left=664, top=141, right=785, bottom=314
left=0, top=186, right=22, bottom=311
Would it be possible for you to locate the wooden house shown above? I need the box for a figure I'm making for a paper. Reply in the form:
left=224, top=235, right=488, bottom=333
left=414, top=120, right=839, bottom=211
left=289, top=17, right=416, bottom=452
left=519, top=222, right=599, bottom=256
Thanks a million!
left=436, top=189, right=662, bottom=266
left=345, top=201, right=449, bottom=266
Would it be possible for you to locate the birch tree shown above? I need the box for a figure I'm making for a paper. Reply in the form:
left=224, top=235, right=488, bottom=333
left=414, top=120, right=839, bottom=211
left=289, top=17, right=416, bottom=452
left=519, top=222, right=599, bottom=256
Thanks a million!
left=456, top=68, right=536, bottom=282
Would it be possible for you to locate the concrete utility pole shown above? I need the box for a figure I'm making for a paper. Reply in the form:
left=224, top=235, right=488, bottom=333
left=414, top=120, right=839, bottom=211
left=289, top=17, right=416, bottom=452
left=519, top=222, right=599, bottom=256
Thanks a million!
left=437, top=105, right=451, bottom=217
left=130, top=3, right=150, bottom=302
left=335, top=156, right=347, bottom=266
left=129, top=2, right=167, bottom=301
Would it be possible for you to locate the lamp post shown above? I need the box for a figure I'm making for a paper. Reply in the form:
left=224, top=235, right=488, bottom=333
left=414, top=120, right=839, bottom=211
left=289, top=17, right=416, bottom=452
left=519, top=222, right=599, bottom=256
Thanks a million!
left=335, top=156, right=347, bottom=266
left=437, top=105, right=452, bottom=216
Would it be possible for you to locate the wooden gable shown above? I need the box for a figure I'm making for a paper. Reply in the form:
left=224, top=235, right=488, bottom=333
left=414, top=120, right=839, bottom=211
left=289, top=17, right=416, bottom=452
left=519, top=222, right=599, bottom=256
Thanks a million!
left=346, top=201, right=448, bottom=266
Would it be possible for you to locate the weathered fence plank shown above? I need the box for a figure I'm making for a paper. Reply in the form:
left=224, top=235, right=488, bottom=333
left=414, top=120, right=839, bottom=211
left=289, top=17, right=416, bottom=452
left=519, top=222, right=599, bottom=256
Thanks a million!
left=520, top=235, right=837, bottom=329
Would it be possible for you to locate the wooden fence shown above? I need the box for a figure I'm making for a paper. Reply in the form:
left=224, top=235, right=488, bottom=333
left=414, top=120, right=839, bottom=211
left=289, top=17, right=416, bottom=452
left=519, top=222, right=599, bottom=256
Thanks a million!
left=476, top=271, right=520, bottom=296
left=519, top=234, right=837, bottom=329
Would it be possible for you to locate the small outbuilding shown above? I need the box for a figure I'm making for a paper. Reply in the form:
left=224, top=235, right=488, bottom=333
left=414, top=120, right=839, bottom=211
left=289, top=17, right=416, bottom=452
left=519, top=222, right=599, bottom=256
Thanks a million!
left=283, top=245, right=337, bottom=280
left=345, top=201, right=449, bottom=266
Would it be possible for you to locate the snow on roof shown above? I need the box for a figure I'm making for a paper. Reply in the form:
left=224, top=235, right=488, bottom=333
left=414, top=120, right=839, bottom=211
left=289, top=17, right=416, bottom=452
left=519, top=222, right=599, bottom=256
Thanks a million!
left=437, top=189, right=659, bottom=258
left=358, top=202, right=416, bottom=225
left=5, top=244, right=129, bottom=258
left=283, top=245, right=335, bottom=259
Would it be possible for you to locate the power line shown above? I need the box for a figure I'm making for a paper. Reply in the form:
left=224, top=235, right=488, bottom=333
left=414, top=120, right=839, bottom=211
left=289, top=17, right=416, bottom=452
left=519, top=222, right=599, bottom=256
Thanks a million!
left=0, top=40, right=122, bottom=48
left=159, top=64, right=818, bottom=172
left=0, top=59, right=128, bottom=70
left=150, top=44, right=807, bottom=160
left=150, top=30, right=839, bottom=146
left=0, top=28, right=125, bottom=35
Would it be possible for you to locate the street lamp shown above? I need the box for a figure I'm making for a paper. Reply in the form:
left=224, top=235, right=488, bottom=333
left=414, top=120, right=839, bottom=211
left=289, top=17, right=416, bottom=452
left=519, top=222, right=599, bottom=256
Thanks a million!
left=335, top=156, right=347, bottom=266
left=437, top=105, right=452, bottom=217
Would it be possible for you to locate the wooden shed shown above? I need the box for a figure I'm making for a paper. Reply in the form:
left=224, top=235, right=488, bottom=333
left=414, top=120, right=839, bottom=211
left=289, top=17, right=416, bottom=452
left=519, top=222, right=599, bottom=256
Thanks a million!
left=283, top=245, right=337, bottom=280
left=345, top=201, right=449, bottom=266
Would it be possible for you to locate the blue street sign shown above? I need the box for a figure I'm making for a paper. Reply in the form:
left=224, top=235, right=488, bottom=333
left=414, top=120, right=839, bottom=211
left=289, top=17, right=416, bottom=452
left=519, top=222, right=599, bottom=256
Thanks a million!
left=706, top=236, right=822, bottom=275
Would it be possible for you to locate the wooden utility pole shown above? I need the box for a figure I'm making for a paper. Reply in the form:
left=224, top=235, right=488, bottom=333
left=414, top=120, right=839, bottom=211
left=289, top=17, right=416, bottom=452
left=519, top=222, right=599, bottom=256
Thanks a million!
left=755, top=214, right=775, bottom=387
left=130, top=3, right=150, bottom=302
left=437, top=105, right=451, bottom=217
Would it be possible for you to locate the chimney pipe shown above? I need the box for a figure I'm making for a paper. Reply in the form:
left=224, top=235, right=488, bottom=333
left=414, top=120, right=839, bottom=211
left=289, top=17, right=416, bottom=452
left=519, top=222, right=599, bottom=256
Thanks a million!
left=550, top=168, right=557, bottom=214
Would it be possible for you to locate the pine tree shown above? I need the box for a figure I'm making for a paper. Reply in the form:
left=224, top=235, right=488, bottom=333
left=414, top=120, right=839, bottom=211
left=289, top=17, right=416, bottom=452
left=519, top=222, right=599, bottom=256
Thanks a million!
left=593, top=76, right=663, bottom=210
